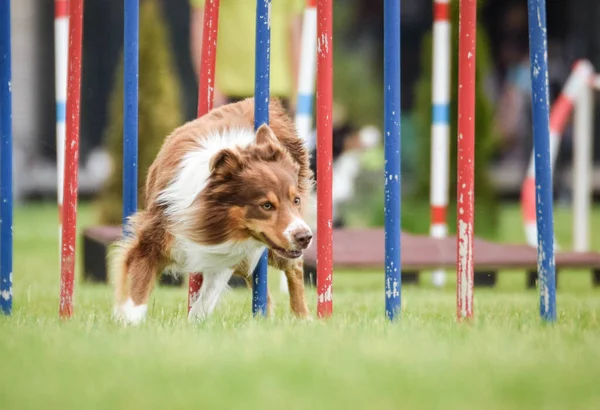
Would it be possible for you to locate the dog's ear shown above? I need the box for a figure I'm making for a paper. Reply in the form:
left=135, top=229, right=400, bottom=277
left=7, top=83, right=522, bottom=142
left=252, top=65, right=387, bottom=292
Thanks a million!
left=209, top=148, right=244, bottom=175
left=255, top=124, right=281, bottom=147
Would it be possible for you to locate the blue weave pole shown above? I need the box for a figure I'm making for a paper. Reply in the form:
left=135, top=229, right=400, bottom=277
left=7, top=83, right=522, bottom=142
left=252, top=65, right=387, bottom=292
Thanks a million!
left=0, top=0, right=13, bottom=316
left=252, top=0, right=271, bottom=317
left=384, top=0, right=401, bottom=321
left=123, top=0, right=139, bottom=232
left=527, top=0, right=556, bottom=322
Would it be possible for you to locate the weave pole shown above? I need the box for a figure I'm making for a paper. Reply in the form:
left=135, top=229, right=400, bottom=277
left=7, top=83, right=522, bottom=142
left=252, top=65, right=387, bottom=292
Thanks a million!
left=316, top=0, right=333, bottom=318
left=0, top=0, right=13, bottom=316
left=383, top=0, right=401, bottom=321
left=252, top=0, right=271, bottom=317
left=280, top=0, right=317, bottom=293
left=526, top=0, right=556, bottom=322
left=572, top=62, right=595, bottom=253
left=295, top=0, right=317, bottom=143
left=520, top=60, right=594, bottom=247
left=123, top=0, right=139, bottom=231
left=188, top=0, right=220, bottom=313
left=429, top=0, right=451, bottom=288
left=60, top=0, right=84, bottom=319
left=456, top=0, right=476, bottom=320
left=54, top=0, right=69, bottom=255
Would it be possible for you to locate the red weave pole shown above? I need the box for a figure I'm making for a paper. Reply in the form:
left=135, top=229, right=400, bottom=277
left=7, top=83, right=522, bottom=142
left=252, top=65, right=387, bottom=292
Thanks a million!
left=188, top=0, right=220, bottom=312
left=456, top=0, right=476, bottom=321
left=60, top=0, right=84, bottom=319
left=316, top=0, right=333, bottom=318
left=196, top=0, right=220, bottom=117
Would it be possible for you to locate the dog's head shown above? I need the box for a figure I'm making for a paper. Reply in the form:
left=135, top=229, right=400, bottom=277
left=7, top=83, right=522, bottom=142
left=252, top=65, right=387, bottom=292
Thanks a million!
left=199, top=124, right=313, bottom=259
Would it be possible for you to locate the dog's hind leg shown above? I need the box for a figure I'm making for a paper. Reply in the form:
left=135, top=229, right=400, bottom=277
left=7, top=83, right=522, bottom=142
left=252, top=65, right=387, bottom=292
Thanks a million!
left=113, top=241, right=165, bottom=325
left=188, top=269, right=233, bottom=322
left=112, top=213, right=168, bottom=325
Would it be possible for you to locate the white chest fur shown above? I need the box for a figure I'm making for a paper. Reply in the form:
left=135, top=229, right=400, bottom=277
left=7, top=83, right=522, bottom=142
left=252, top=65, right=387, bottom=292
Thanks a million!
left=167, top=235, right=266, bottom=276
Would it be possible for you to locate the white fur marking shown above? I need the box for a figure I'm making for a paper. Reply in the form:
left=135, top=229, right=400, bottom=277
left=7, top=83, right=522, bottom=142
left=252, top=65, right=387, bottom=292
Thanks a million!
left=114, top=298, right=148, bottom=326
left=188, top=269, right=234, bottom=322
left=167, top=236, right=265, bottom=275
left=284, top=217, right=312, bottom=246
left=156, top=127, right=257, bottom=217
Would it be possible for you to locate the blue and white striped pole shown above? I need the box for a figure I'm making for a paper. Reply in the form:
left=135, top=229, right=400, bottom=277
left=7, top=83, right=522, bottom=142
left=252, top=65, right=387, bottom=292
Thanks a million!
left=280, top=0, right=318, bottom=293
left=295, top=0, right=317, bottom=143
left=54, top=0, right=69, bottom=254
left=253, top=0, right=271, bottom=317
left=527, top=0, right=556, bottom=322
left=0, top=0, right=13, bottom=315
left=123, top=0, right=139, bottom=232
left=384, top=0, right=402, bottom=321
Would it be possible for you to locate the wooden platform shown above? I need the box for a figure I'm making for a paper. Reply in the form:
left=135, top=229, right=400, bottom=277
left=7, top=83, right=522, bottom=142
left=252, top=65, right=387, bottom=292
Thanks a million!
left=301, top=229, right=600, bottom=288
left=82, top=226, right=600, bottom=288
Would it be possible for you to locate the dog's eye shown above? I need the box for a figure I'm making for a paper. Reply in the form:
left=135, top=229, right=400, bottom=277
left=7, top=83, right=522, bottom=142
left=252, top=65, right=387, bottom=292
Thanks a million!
left=262, top=202, right=274, bottom=210
left=293, top=197, right=301, bottom=205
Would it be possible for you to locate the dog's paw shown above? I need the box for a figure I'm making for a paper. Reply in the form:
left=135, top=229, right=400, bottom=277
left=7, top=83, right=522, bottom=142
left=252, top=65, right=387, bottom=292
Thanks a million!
left=113, top=299, right=147, bottom=326
left=187, top=308, right=209, bottom=324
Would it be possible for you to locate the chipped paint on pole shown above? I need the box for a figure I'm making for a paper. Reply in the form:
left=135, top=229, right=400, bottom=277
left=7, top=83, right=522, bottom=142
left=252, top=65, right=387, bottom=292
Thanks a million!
left=527, top=0, right=556, bottom=322
left=520, top=60, right=594, bottom=247
left=123, top=0, right=139, bottom=230
left=251, top=0, right=272, bottom=317
left=316, top=0, right=333, bottom=318
left=383, top=0, right=402, bottom=321
left=456, top=0, right=476, bottom=321
left=60, top=0, right=85, bottom=319
left=0, top=0, right=14, bottom=315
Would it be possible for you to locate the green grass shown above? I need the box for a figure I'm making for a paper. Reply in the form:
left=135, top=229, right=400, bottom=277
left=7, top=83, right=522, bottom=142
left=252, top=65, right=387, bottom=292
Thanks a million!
left=1, top=201, right=600, bottom=410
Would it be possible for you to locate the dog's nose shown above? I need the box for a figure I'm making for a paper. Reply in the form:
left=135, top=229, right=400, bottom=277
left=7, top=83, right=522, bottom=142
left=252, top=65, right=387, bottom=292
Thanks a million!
left=294, top=231, right=313, bottom=249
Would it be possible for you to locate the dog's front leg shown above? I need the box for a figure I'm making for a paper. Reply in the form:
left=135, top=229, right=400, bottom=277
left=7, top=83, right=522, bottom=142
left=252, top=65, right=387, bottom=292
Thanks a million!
left=188, top=269, right=233, bottom=322
left=284, top=259, right=310, bottom=319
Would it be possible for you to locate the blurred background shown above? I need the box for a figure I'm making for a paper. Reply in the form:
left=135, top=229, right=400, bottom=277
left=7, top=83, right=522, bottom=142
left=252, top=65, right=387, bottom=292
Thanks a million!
left=8, top=0, right=600, bottom=242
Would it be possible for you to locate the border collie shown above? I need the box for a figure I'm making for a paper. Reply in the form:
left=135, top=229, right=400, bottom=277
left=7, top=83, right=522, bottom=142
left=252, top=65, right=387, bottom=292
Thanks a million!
left=110, top=98, right=314, bottom=324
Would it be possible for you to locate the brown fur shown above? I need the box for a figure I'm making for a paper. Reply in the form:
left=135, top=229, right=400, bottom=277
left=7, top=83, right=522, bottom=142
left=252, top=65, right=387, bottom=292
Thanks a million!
left=111, top=97, right=314, bottom=320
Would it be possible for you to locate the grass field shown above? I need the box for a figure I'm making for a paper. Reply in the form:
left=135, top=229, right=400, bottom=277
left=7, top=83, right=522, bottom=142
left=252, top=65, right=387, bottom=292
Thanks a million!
left=1, top=201, right=600, bottom=409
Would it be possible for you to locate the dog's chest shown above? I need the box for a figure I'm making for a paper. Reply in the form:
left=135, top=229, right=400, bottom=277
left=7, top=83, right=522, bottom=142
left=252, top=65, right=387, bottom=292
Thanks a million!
left=169, top=236, right=266, bottom=275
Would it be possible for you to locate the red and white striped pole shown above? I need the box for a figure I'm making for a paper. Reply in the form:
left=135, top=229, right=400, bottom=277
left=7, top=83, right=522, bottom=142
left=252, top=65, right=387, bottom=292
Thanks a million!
left=54, top=0, right=69, bottom=257
left=316, top=0, right=333, bottom=318
left=520, top=60, right=594, bottom=247
left=188, top=0, right=220, bottom=313
left=456, top=0, right=476, bottom=320
left=60, top=0, right=84, bottom=319
left=429, top=0, right=451, bottom=287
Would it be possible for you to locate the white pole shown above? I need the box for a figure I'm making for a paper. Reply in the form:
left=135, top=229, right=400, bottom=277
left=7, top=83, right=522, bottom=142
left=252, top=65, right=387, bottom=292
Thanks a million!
left=572, top=71, right=594, bottom=252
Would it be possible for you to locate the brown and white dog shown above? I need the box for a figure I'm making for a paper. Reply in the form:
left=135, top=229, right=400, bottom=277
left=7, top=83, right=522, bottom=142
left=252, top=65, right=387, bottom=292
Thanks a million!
left=110, top=98, right=314, bottom=324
